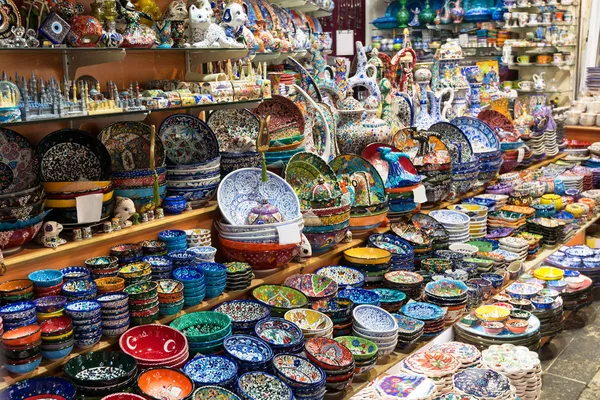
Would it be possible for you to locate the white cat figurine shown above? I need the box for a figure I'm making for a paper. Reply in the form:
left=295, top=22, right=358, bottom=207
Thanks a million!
left=223, top=2, right=257, bottom=52
left=185, top=2, right=245, bottom=48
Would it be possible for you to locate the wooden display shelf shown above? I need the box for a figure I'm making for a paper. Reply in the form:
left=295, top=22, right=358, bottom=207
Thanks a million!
left=566, top=125, right=600, bottom=142
left=2, top=205, right=220, bottom=281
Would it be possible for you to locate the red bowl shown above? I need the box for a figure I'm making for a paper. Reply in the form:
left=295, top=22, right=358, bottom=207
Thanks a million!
left=34, top=282, right=63, bottom=295
left=137, top=367, right=194, bottom=400
left=119, top=325, right=188, bottom=363
left=2, top=324, right=41, bottom=346
left=219, top=237, right=299, bottom=251
left=220, top=239, right=299, bottom=270
left=41, top=317, right=73, bottom=337
left=138, top=349, right=189, bottom=368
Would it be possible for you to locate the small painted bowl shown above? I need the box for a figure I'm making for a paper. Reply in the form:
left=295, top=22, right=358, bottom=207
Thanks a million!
left=254, top=317, right=304, bottom=349
left=64, top=351, right=137, bottom=386
left=334, top=336, right=378, bottom=362
left=192, top=386, right=240, bottom=400
left=0, top=279, right=33, bottom=296
left=271, top=353, right=326, bottom=389
left=3, top=377, right=76, bottom=400
left=110, top=244, right=143, bottom=261
left=237, top=372, right=293, bottom=400
left=28, top=270, right=64, bottom=288
left=62, top=279, right=97, bottom=298
left=34, top=296, right=67, bottom=313
left=531, top=296, right=554, bottom=310
left=481, top=321, right=505, bottom=335
left=138, top=240, right=168, bottom=255
left=505, top=319, right=528, bottom=334
left=60, top=267, right=91, bottom=281
left=337, top=288, right=380, bottom=306
left=183, top=355, right=238, bottom=386
left=95, top=277, right=126, bottom=293
left=2, top=324, right=42, bottom=347
left=545, top=279, right=567, bottom=292
left=97, top=292, right=129, bottom=309
left=158, top=230, right=187, bottom=243
left=124, top=281, right=158, bottom=301
left=0, top=301, right=36, bottom=322
left=41, top=317, right=72, bottom=337
left=5, top=354, right=43, bottom=374
left=64, top=300, right=101, bottom=320
left=169, top=311, right=232, bottom=343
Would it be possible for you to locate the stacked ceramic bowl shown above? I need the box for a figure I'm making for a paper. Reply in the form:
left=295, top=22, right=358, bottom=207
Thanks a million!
left=397, top=351, right=461, bottom=394
left=34, top=296, right=66, bottom=323
left=352, top=373, right=438, bottom=400
left=137, top=368, right=194, bottom=400
left=429, top=341, right=481, bottom=371
left=168, top=250, right=197, bottom=270
left=64, top=300, right=102, bottom=349
left=118, top=262, right=152, bottom=287
left=453, top=368, right=517, bottom=399
left=188, top=246, right=217, bottom=264
left=139, top=240, right=168, bottom=257
left=224, top=335, right=274, bottom=374
left=499, top=237, right=529, bottom=262
left=401, top=301, right=446, bottom=338
left=334, top=336, right=378, bottom=376
left=283, top=273, right=339, bottom=304
left=390, top=222, right=433, bottom=268
left=95, top=277, right=125, bottom=295
left=1, top=324, right=42, bottom=374
left=284, top=309, right=333, bottom=339
left=166, top=158, right=220, bottom=209
left=411, top=212, right=450, bottom=252
left=183, top=355, right=238, bottom=390
left=213, top=300, right=271, bottom=335
left=97, top=292, right=130, bottom=338
left=110, top=159, right=166, bottom=212
left=368, top=233, right=415, bottom=271
left=186, top=229, right=212, bottom=247
left=430, top=210, right=471, bottom=244
left=156, top=279, right=184, bottom=316
left=123, top=282, right=159, bottom=326
left=352, top=305, right=398, bottom=357
left=43, top=181, right=111, bottom=226
left=170, top=311, right=232, bottom=356
left=142, top=256, right=173, bottom=280
left=28, top=270, right=64, bottom=298
left=32, top=276, right=63, bottom=300
left=64, top=352, right=138, bottom=397
left=305, top=337, right=356, bottom=393
left=198, top=262, right=227, bottom=299
left=272, top=353, right=326, bottom=399
left=383, top=271, right=424, bottom=300
left=120, top=325, right=189, bottom=369
left=40, top=316, right=74, bottom=360
left=254, top=317, right=305, bottom=355
left=61, top=279, right=97, bottom=302
left=423, top=279, right=468, bottom=324
left=60, top=267, right=90, bottom=282
left=337, top=288, right=381, bottom=307
left=392, top=313, right=424, bottom=349
left=315, top=266, right=366, bottom=290
left=343, top=247, right=392, bottom=287
left=0, top=301, right=37, bottom=331
left=225, top=262, right=253, bottom=291
left=110, top=244, right=143, bottom=266
left=252, top=285, right=308, bottom=317
left=310, top=298, right=354, bottom=337
left=85, top=256, right=120, bottom=280
left=217, top=168, right=302, bottom=271
left=371, top=288, right=407, bottom=313
left=172, top=267, right=205, bottom=307
left=448, top=204, right=489, bottom=240
left=158, top=230, right=187, bottom=253
left=237, top=371, right=294, bottom=400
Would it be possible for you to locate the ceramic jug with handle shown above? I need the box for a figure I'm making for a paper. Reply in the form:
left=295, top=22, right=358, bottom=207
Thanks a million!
left=532, top=72, right=546, bottom=91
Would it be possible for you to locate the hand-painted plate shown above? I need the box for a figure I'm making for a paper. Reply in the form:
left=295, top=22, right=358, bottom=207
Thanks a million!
left=0, top=127, right=39, bottom=194
left=256, top=95, right=305, bottom=140
left=329, top=154, right=386, bottom=207
left=99, top=122, right=166, bottom=172
left=207, top=109, right=260, bottom=153
left=428, top=122, right=475, bottom=164
left=37, top=129, right=111, bottom=182
left=159, top=114, right=219, bottom=166
left=451, top=116, right=500, bottom=152
left=477, top=109, right=516, bottom=134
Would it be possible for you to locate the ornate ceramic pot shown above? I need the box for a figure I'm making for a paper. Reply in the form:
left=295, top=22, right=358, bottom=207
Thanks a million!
left=336, top=97, right=368, bottom=155
left=361, top=110, right=392, bottom=146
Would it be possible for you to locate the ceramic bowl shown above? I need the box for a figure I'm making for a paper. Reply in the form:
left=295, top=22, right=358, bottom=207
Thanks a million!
left=315, top=266, right=366, bottom=290
left=0, top=279, right=33, bottom=296
left=183, top=355, right=237, bottom=386
left=212, top=300, right=271, bottom=330
left=169, top=311, right=232, bottom=343
left=271, top=353, right=326, bottom=389
left=252, top=285, right=308, bottom=314
left=137, top=367, right=194, bottom=400
left=34, top=296, right=67, bottom=314
left=304, top=337, right=355, bottom=371
left=237, top=372, right=293, bottom=400
left=64, top=300, right=101, bottom=320
left=5, top=354, right=43, bottom=374
left=119, top=325, right=187, bottom=363
left=28, top=270, right=64, bottom=288
left=2, top=324, right=41, bottom=346
left=505, top=318, right=529, bottom=334
left=0, top=301, right=36, bottom=322
left=481, top=321, right=505, bottom=335
left=338, top=289, right=380, bottom=306
left=254, top=317, right=304, bottom=349
left=60, top=267, right=91, bottom=281
left=531, top=296, right=554, bottom=310
left=220, top=238, right=299, bottom=270
left=62, top=279, right=97, bottom=299
left=565, top=276, right=586, bottom=289
left=334, top=336, right=378, bottom=362
left=2, top=377, right=76, bottom=400
left=95, top=277, right=126, bottom=293
left=344, top=247, right=391, bottom=265
left=64, top=351, right=137, bottom=386
left=192, top=386, right=240, bottom=400
left=284, top=309, right=333, bottom=336
left=224, top=334, right=273, bottom=366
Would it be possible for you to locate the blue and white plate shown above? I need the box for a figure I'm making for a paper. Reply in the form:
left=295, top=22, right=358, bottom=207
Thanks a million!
left=183, top=355, right=238, bottom=386
left=223, top=335, right=273, bottom=364
left=401, top=302, right=444, bottom=321
left=159, top=114, right=219, bottom=166
left=353, top=305, right=397, bottom=333
left=429, top=210, right=470, bottom=226
left=451, top=116, right=500, bottom=151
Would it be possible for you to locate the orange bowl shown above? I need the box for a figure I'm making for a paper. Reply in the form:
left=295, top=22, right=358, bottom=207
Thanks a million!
left=137, top=367, right=194, bottom=400
left=0, top=279, right=33, bottom=295
left=2, top=324, right=42, bottom=347
left=350, top=212, right=388, bottom=228
left=219, top=237, right=299, bottom=251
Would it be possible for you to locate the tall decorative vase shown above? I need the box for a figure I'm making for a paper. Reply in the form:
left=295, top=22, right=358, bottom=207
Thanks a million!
left=420, top=0, right=435, bottom=24
left=468, top=82, right=482, bottom=117
left=414, top=67, right=433, bottom=131
left=450, top=0, right=465, bottom=23
left=396, top=0, right=410, bottom=28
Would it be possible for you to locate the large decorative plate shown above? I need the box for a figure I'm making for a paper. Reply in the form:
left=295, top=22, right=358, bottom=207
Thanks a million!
left=456, top=314, right=540, bottom=339
left=477, top=110, right=516, bottom=134
left=37, top=129, right=111, bottom=182
left=99, top=122, right=166, bottom=172
left=207, top=109, right=260, bottom=153
left=329, top=154, right=386, bottom=207
left=217, top=168, right=301, bottom=225
left=396, top=93, right=414, bottom=128
left=159, top=114, right=219, bottom=165
left=428, top=122, right=475, bottom=164
left=429, top=342, right=481, bottom=365
left=453, top=368, right=512, bottom=398
left=403, top=351, right=461, bottom=377
left=451, top=117, right=500, bottom=152
left=256, top=96, right=305, bottom=140
left=0, top=127, right=39, bottom=194
left=362, top=143, right=420, bottom=188
left=353, top=374, right=437, bottom=400
left=401, top=302, right=444, bottom=321
left=411, top=213, right=449, bottom=241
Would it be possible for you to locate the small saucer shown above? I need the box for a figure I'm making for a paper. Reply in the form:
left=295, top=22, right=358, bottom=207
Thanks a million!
left=516, top=63, right=532, bottom=66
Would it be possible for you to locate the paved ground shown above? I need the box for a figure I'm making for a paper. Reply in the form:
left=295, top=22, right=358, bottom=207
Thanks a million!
left=540, top=292, right=600, bottom=399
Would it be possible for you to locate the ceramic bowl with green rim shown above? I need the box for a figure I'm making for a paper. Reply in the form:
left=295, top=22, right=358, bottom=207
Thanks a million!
left=466, top=240, right=493, bottom=253
left=124, top=282, right=158, bottom=301
left=193, top=386, right=240, bottom=400
left=371, top=288, right=406, bottom=305
left=334, top=336, right=378, bottom=362
left=251, top=285, right=308, bottom=317
left=64, top=351, right=137, bottom=387
left=170, top=311, right=232, bottom=343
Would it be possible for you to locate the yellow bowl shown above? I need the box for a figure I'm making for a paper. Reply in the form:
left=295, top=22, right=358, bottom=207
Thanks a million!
left=448, top=204, right=488, bottom=217
left=284, top=308, right=332, bottom=333
left=46, top=191, right=114, bottom=208
left=344, top=247, right=391, bottom=265
left=40, top=329, right=73, bottom=341
left=42, top=181, right=112, bottom=194
left=475, top=305, right=510, bottom=322
left=533, top=266, right=565, bottom=281
left=37, top=309, right=65, bottom=322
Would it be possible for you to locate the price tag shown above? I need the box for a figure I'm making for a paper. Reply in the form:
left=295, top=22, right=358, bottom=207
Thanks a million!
left=277, top=223, right=301, bottom=245
left=413, top=185, right=427, bottom=204
left=517, top=147, right=525, bottom=163
left=76, top=194, right=103, bottom=224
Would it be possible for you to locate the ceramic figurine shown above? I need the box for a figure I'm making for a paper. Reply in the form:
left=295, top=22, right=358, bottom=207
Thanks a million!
left=99, top=0, right=124, bottom=47
left=347, top=41, right=381, bottom=104
left=185, top=1, right=245, bottom=48
left=38, top=221, right=67, bottom=248
left=221, top=2, right=246, bottom=44
left=114, top=196, right=136, bottom=228
left=82, top=226, right=92, bottom=240
left=533, top=73, right=546, bottom=91
left=156, top=208, right=165, bottom=218
left=343, top=230, right=353, bottom=243
left=154, top=19, right=172, bottom=48
left=296, top=233, right=312, bottom=262
left=408, top=7, right=420, bottom=27
left=116, top=0, right=156, bottom=47
left=136, top=213, right=144, bottom=223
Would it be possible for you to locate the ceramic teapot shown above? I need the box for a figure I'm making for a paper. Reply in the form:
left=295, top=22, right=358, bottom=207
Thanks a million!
left=532, top=72, right=546, bottom=91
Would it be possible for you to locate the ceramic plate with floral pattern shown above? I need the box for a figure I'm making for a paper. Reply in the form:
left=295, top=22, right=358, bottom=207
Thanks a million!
left=100, top=122, right=166, bottom=171
left=159, top=114, right=219, bottom=166
left=329, top=154, right=386, bottom=207
left=207, top=109, right=260, bottom=153
left=0, top=127, right=39, bottom=194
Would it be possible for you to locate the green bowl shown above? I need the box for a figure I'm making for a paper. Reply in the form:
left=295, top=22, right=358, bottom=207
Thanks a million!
left=124, top=282, right=158, bottom=300
left=170, top=311, right=232, bottom=342
left=466, top=240, right=493, bottom=253
left=251, top=284, right=308, bottom=312
left=334, top=336, right=379, bottom=361
left=64, top=351, right=137, bottom=386
left=371, top=288, right=407, bottom=304
left=270, top=134, right=305, bottom=147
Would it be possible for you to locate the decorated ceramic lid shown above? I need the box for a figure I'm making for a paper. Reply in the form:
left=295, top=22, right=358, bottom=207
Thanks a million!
left=436, top=38, right=464, bottom=61
left=246, top=199, right=282, bottom=225
left=336, top=96, right=364, bottom=112
left=308, top=176, right=336, bottom=204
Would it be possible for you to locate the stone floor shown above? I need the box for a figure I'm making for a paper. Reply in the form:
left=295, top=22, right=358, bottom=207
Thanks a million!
left=540, top=292, right=600, bottom=400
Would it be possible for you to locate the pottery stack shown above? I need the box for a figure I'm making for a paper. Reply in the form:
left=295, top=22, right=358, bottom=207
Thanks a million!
left=390, top=222, right=433, bottom=268
left=368, top=233, right=415, bottom=271
left=213, top=300, right=271, bottom=335
left=351, top=305, right=398, bottom=357
left=284, top=309, right=333, bottom=339
left=39, top=316, right=74, bottom=361
left=198, top=262, right=227, bottom=299
left=411, top=213, right=450, bottom=252
left=272, top=353, right=327, bottom=400
left=401, top=301, right=447, bottom=338
left=225, top=262, right=253, bottom=291
left=97, top=292, right=130, bottom=337
left=448, top=204, right=489, bottom=240
left=0, top=301, right=37, bottom=332
left=334, top=336, right=378, bottom=376
left=0, top=128, right=47, bottom=255
left=285, top=152, right=349, bottom=255
left=396, top=351, right=461, bottom=394
left=119, top=325, right=189, bottom=369
left=383, top=271, right=424, bottom=300
left=156, top=279, right=184, bottom=316
left=429, top=341, right=481, bottom=371
left=0, top=280, right=34, bottom=306
left=142, top=255, right=173, bottom=280
left=430, top=210, right=471, bottom=244
left=1, top=324, right=43, bottom=374
left=343, top=247, right=391, bottom=287
left=159, top=114, right=221, bottom=208
left=170, top=311, right=232, bottom=356
left=123, top=282, right=159, bottom=326
left=392, top=313, right=424, bottom=350
left=172, top=267, right=206, bottom=307
left=254, top=317, right=305, bottom=355
left=64, top=300, right=102, bottom=349
left=499, top=237, right=530, bottom=262
left=423, top=279, right=468, bottom=324
left=217, top=168, right=302, bottom=271
left=305, top=337, right=356, bottom=393
left=224, top=335, right=274, bottom=374
left=453, top=368, right=518, bottom=399
left=85, top=257, right=120, bottom=280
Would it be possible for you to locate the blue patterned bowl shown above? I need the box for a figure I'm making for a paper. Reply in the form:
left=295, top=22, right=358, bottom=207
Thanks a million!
left=254, top=317, right=304, bottom=349
left=61, top=266, right=91, bottom=281
left=337, top=289, right=380, bottom=306
left=224, top=334, right=273, bottom=367
left=5, top=354, right=42, bottom=374
left=0, top=301, right=36, bottom=322
left=198, top=262, right=227, bottom=278
left=158, top=230, right=187, bottom=243
left=28, top=270, right=63, bottom=288
left=237, top=371, right=293, bottom=400
left=168, top=250, right=197, bottom=267
left=183, top=355, right=238, bottom=386
left=173, top=267, right=204, bottom=283
left=62, top=279, right=97, bottom=298
left=97, top=293, right=129, bottom=309
left=34, top=296, right=67, bottom=314
left=64, top=300, right=101, bottom=320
